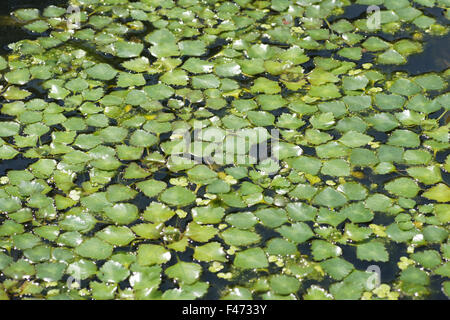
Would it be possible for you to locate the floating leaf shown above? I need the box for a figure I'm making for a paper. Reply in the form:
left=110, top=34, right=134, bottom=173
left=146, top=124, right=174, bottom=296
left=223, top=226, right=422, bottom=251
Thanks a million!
left=160, top=186, right=196, bottom=207
left=385, top=178, right=420, bottom=198
left=251, top=78, right=281, bottom=94
left=411, top=250, right=442, bottom=269
left=313, top=187, right=348, bottom=208
left=24, top=20, right=49, bottom=33
left=104, top=203, right=139, bottom=225
left=136, top=179, right=167, bottom=198
left=221, top=228, right=261, bottom=247
left=406, top=166, right=442, bottom=185
left=225, top=212, right=257, bottom=229
left=311, top=240, right=342, bottom=261
left=113, top=41, right=144, bottom=58
left=98, top=260, right=130, bottom=283
left=165, top=262, right=201, bottom=284
left=137, top=244, right=171, bottom=266
left=5, top=69, right=31, bottom=85
left=276, top=222, right=314, bottom=244
left=377, top=49, right=406, bottom=64
left=388, top=130, right=420, bottom=148
left=192, top=74, right=220, bottom=89
left=86, top=63, right=118, bottom=80
left=321, top=258, right=354, bottom=280
left=192, top=206, right=224, bottom=224
left=356, top=241, right=389, bottom=262
left=75, top=238, right=113, bottom=260
left=14, top=8, right=40, bottom=21
left=193, top=242, right=227, bottom=262
left=269, top=275, right=301, bottom=295
left=96, top=226, right=135, bottom=246
left=233, top=248, right=268, bottom=269
left=400, top=266, right=429, bottom=286
left=422, top=184, right=450, bottom=202
left=179, top=40, right=206, bottom=56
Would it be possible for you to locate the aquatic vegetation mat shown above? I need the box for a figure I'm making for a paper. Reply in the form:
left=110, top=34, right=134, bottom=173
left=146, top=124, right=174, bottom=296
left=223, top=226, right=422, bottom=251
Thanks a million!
left=0, top=0, right=449, bottom=300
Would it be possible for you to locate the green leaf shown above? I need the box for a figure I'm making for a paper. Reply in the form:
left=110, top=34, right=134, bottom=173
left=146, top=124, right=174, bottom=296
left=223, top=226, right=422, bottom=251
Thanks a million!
left=96, top=226, right=135, bottom=246
left=290, top=156, right=322, bottom=175
left=414, top=74, right=445, bottom=91
left=342, top=75, right=368, bottom=90
left=160, top=186, right=196, bottom=207
left=187, top=165, right=218, bottom=184
left=337, top=47, right=362, bottom=60
left=136, top=179, right=167, bottom=198
left=303, top=285, right=333, bottom=300
left=400, top=266, right=429, bottom=285
left=104, top=203, right=139, bottom=225
left=385, top=178, right=420, bottom=198
left=106, top=185, right=137, bottom=202
left=389, top=78, right=421, bottom=96
left=113, top=41, right=144, bottom=58
left=251, top=78, right=281, bottom=94
left=233, top=248, right=269, bottom=269
left=221, top=228, right=260, bottom=247
left=225, top=212, right=257, bottom=229
left=3, top=259, right=35, bottom=280
left=313, top=187, right=348, bottom=208
left=75, top=238, right=113, bottom=260
left=193, top=242, right=227, bottom=262
left=321, top=159, right=350, bottom=177
left=165, top=262, right=202, bottom=284
left=411, top=250, right=442, bottom=269
left=24, top=20, right=49, bottom=33
left=3, top=86, right=32, bottom=100
left=14, top=8, right=40, bottom=21
left=192, top=206, right=225, bottom=224
left=179, top=40, right=206, bottom=56
left=339, top=131, right=373, bottom=147
left=67, top=259, right=97, bottom=280
left=185, top=222, right=218, bottom=242
left=160, top=69, right=189, bottom=86
left=362, top=37, right=390, bottom=51
left=137, top=244, right=171, bottom=266
left=255, top=208, right=288, bottom=228
left=86, top=63, right=118, bottom=80
left=423, top=225, right=448, bottom=243
left=269, top=275, right=301, bottom=295
left=311, top=240, right=342, bottom=261
left=321, top=258, right=354, bottom=280
left=406, top=166, right=442, bottom=185
left=356, top=241, right=389, bottom=262
left=5, top=69, right=31, bottom=85
left=365, top=193, right=392, bottom=212
left=192, top=74, right=220, bottom=89
left=422, top=184, right=450, bottom=202
left=122, top=57, right=151, bottom=72
left=377, top=49, right=406, bottom=64
left=309, top=84, right=342, bottom=99
left=276, top=222, right=314, bottom=244
left=98, top=260, right=130, bottom=283
left=182, top=58, right=214, bottom=74
left=265, top=238, right=298, bottom=256
left=329, top=281, right=363, bottom=300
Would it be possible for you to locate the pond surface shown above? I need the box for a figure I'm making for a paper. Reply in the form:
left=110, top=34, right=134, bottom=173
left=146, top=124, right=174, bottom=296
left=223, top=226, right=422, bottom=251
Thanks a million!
left=0, top=0, right=449, bottom=300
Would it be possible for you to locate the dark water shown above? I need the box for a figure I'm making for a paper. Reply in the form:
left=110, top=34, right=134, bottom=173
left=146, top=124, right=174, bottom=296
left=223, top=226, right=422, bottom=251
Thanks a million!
left=0, top=0, right=448, bottom=300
